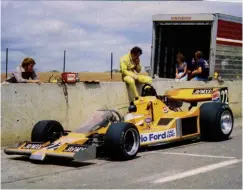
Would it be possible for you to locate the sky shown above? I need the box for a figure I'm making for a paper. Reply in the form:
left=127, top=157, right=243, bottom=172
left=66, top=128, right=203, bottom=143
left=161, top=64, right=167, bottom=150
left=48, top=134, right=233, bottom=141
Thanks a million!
left=1, top=0, right=242, bottom=73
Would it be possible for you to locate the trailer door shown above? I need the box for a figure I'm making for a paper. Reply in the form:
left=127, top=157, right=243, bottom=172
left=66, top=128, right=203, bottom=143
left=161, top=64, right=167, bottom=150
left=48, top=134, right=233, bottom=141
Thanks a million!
left=151, top=14, right=215, bottom=79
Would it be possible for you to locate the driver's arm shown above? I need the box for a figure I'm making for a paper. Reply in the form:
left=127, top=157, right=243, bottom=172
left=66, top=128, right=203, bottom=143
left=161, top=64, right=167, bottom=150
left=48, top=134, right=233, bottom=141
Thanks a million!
left=134, top=58, right=142, bottom=73
left=120, top=59, right=138, bottom=78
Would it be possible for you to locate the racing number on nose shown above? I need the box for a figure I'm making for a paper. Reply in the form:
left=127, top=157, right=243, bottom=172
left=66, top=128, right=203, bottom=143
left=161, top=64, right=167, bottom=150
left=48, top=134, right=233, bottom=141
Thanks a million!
left=220, top=88, right=228, bottom=104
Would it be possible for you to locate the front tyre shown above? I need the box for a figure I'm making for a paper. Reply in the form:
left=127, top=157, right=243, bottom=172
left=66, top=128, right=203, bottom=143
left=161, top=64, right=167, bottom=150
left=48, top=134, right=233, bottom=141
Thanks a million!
left=31, top=120, right=64, bottom=142
left=200, top=102, right=234, bottom=141
left=104, top=122, right=140, bottom=160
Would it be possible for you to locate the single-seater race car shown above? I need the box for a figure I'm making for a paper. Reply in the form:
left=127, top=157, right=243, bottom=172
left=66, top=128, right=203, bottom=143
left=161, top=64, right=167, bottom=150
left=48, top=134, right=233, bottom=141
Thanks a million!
left=4, top=84, right=234, bottom=162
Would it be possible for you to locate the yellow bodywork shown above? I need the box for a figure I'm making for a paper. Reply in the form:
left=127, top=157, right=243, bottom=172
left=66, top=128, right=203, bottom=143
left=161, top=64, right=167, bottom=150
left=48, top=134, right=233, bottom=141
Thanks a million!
left=164, top=87, right=223, bottom=102
left=121, top=96, right=201, bottom=146
left=5, top=133, right=91, bottom=159
left=5, top=86, right=227, bottom=161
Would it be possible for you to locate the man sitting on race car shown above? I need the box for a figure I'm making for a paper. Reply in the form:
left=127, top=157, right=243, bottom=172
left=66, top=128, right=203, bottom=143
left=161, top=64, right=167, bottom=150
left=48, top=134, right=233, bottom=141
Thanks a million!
left=188, top=51, right=209, bottom=81
left=120, top=46, right=152, bottom=100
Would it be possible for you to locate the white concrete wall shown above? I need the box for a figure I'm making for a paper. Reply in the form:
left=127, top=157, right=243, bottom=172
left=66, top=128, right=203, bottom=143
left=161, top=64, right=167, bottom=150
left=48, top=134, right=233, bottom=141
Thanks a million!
left=1, top=80, right=242, bottom=146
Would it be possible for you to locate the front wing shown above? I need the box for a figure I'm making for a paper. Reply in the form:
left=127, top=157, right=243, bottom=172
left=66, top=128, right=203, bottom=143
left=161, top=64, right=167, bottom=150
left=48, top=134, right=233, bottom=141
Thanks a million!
left=4, top=141, right=98, bottom=162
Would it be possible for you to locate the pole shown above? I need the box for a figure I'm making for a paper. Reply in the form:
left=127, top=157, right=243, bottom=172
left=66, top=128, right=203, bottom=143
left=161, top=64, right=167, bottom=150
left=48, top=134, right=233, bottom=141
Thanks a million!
left=111, top=52, right=113, bottom=79
left=6, top=48, right=8, bottom=79
left=63, top=50, right=66, bottom=72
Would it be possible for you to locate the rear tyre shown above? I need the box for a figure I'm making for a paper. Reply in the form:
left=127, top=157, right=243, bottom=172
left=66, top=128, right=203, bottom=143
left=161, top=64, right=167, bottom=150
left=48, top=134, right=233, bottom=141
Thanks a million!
left=104, top=122, right=140, bottom=160
left=31, top=120, right=64, bottom=142
left=199, top=102, right=234, bottom=141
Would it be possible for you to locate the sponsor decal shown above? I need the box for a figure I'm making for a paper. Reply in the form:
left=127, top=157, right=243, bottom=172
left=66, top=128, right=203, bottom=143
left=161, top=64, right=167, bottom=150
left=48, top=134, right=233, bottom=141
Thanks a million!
left=212, top=90, right=220, bottom=101
left=22, top=142, right=43, bottom=150
left=140, top=128, right=176, bottom=143
left=171, top=16, right=191, bottom=20
left=145, top=117, right=152, bottom=123
left=63, top=145, right=85, bottom=153
left=192, top=88, right=213, bottom=95
left=144, top=116, right=152, bottom=130
left=163, top=107, right=169, bottom=113
left=67, top=74, right=76, bottom=81
left=46, top=142, right=62, bottom=150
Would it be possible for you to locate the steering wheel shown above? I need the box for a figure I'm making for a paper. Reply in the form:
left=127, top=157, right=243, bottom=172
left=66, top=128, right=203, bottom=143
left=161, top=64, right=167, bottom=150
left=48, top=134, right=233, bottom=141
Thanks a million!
left=141, top=84, right=157, bottom=97
left=98, top=109, right=122, bottom=123
left=109, top=109, right=122, bottom=122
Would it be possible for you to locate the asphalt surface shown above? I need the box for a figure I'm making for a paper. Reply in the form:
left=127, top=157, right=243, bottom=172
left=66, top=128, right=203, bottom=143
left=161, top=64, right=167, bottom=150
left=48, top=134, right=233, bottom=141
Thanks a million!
left=1, top=118, right=242, bottom=189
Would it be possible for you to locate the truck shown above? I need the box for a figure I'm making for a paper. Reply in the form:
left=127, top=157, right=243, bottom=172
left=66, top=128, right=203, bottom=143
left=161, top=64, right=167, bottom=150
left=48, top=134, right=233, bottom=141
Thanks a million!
left=150, top=13, right=242, bottom=80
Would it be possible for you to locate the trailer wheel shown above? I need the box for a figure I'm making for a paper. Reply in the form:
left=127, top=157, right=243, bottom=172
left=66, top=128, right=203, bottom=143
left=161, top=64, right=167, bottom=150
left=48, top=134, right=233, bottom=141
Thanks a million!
left=31, top=120, right=64, bottom=142
left=104, top=122, right=140, bottom=160
left=199, top=102, right=234, bottom=141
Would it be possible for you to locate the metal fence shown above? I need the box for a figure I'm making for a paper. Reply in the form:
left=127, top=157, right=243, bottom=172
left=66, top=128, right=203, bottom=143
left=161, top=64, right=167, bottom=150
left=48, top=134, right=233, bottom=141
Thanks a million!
left=2, top=48, right=115, bottom=80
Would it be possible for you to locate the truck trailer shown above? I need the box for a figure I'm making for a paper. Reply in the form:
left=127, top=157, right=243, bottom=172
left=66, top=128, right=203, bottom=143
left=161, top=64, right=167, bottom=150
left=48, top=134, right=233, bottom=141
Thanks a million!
left=150, top=13, right=242, bottom=80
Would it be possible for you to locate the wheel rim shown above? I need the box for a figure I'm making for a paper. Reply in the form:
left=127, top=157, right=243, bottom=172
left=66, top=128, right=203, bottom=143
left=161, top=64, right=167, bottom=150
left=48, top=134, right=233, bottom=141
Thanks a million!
left=220, top=110, right=233, bottom=135
left=123, top=128, right=139, bottom=156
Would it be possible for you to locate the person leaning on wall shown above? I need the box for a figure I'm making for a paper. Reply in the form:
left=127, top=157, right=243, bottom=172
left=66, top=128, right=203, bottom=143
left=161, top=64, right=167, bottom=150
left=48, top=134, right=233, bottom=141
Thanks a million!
left=3, top=57, right=41, bottom=84
left=120, top=46, right=152, bottom=100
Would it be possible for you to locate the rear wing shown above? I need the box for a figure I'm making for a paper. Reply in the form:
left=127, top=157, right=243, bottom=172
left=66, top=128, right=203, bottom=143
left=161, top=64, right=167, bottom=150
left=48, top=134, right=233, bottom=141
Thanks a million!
left=164, top=87, right=229, bottom=104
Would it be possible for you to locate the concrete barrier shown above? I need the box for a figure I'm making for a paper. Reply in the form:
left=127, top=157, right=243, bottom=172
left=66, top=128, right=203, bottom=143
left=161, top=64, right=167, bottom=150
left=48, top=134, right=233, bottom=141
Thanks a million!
left=1, top=79, right=242, bottom=146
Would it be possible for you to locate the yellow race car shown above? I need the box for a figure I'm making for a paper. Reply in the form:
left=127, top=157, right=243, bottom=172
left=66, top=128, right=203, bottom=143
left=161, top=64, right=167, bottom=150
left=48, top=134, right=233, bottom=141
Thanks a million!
left=4, top=84, right=234, bottom=162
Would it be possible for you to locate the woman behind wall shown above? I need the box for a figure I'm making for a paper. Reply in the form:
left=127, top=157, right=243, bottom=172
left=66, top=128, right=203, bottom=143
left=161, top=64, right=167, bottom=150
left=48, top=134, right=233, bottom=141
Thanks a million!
left=4, top=57, right=40, bottom=84
left=175, top=53, right=188, bottom=82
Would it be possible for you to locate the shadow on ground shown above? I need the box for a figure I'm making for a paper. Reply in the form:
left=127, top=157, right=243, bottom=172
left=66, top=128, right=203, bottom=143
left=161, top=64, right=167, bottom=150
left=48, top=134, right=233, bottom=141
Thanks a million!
left=8, top=156, right=95, bottom=168
left=139, top=138, right=201, bottom=153
left=139, top=136, right=234, bottom=153
left=4, top=136, right=235, bottom=167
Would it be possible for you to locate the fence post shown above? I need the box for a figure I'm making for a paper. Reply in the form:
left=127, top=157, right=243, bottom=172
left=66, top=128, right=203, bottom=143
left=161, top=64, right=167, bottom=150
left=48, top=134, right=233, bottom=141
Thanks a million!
left=63, top=50, right=66, bottom=72
left=6, top=48, right=8, bottom=79
left=111, top=52, right=113, bottom=79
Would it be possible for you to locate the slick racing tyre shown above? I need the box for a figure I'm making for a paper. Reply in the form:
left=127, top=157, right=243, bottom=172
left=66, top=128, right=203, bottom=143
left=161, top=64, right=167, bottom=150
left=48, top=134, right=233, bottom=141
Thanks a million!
left=104, top=122, right=140, bottom=160
left=199, top=102, right=234, bottom=141
left=31, top=120, right=64, bottom=142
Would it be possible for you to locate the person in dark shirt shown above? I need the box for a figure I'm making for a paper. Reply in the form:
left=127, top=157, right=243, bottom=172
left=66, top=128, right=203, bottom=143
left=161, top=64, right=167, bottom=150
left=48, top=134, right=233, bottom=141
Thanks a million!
left=187, top=58, right=196, bottom=80
left=188, top=51, right=209, bottom=81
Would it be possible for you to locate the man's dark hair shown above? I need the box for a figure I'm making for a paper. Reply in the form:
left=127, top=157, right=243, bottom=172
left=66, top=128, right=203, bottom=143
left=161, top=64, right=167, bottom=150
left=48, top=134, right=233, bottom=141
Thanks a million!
left=130, top=46, right=142, bottom=55
left=195, top=51, right=203, bottom=59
